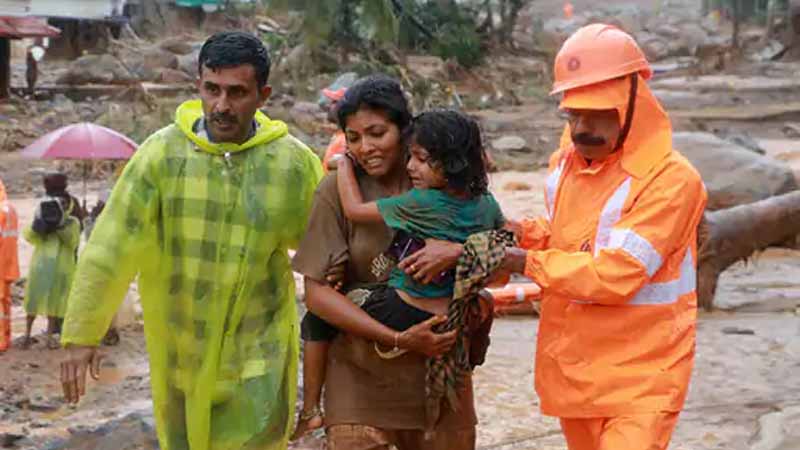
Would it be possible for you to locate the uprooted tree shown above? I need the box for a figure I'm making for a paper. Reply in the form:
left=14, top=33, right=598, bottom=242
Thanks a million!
left=697, top=190, right=800, bottom=310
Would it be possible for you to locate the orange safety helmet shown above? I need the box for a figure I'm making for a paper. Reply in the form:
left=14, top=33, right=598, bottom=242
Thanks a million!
left=551, top=24, right=652, bottom=95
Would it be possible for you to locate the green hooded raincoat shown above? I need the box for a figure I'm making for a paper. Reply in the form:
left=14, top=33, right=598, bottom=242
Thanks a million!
left=61, top=99, right=323, bottom=450
left=23, top=216, right=80, bottom=318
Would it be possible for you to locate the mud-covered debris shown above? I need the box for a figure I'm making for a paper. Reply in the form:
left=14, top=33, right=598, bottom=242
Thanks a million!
left=1, top=433, right=28, bottom=448
left=45, top=412, right=158, bottom=450
left=722, top=327, right=756, bottom=335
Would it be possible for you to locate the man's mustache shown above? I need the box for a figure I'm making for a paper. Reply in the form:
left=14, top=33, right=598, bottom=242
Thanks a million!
left=210, top=112, right=237, bottom=124
left=572, top=132, right=606, bottom=147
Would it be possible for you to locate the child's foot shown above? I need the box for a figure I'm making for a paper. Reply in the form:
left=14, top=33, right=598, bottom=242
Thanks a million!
left=47, top=334, right=61, bottom=350
left=19, top=336, right=33, bottom=350
left=290, top=406, right=323, bottom=441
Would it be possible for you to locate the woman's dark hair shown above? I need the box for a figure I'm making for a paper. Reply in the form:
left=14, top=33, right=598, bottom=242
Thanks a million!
left=407, top=109, right=489, bottom=197
left=199, top=31, right=271, bottom=88
left=336, top=74, right=412, bottom=132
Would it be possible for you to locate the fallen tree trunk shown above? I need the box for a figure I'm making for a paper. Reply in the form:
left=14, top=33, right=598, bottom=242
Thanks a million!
left=697, top=190, right=800, bottom=310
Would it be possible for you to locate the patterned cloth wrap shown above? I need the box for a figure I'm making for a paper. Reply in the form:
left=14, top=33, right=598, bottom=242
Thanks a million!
left=425, top=229, right=517, bottom=428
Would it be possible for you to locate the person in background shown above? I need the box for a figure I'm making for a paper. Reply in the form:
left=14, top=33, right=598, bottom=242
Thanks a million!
left=321, top=86, right=348, bottom=172
left=22, top=195, right=80, bottom=349
left=0, top=178, right=20, bottom=353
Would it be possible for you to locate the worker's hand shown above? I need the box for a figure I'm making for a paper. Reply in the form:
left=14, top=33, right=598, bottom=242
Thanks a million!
left=399, top=239, right=462, bottom=285
left=324, top=262, right=346, bottom=292
left=61, top=344, right=104, bottom=404
left=398, top=315, right=456, bottom=357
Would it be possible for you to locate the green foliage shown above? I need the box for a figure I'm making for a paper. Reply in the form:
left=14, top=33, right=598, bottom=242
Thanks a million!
left=397, top=0, right=484, bottom=67
left=262, top=0, right=398, bottom=50
left=431, top=21, right=484, bottom=68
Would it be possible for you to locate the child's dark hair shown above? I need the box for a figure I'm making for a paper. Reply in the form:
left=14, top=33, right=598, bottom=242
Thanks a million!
left=199, top=31, right=271, bottom=88
left=407, top=109, right=489, bottom=197
left=337, top=74, right=412, bottom=132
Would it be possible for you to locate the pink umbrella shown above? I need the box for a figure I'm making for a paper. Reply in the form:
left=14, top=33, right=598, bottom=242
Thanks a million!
left=21, top=123, right=138, bottom=209
left=21, top=122, right=138, bottom=160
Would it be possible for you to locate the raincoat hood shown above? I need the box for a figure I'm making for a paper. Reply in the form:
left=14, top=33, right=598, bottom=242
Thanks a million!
left=175, top=99, right=289, bottom=155
left=558, top=74, right=672, bottom=179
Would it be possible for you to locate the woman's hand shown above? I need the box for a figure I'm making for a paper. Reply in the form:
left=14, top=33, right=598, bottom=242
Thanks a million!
left=398, top=316, right=457, bottom=357
left=399, top=239, right=463, bottom=285
left=324, top=262, right=346, bottom=292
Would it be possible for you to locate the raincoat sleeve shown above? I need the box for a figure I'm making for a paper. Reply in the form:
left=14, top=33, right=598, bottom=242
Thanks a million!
left=519, top=217, right=550, bottom=250
left=287, top=144, right=324, bottom=249
left=55, top=217, right=81, bottom=250
left=525, top=164, right=707, bottom=305
left=22, top=225, right=41, bottom=245
left=61, top=135, right=162, bottom=347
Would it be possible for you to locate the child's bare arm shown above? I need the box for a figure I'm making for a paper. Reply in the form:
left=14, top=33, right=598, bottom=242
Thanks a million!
left=336, top=156, right=384, bottom=223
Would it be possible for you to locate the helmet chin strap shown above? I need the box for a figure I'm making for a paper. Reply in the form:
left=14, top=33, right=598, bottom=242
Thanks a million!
left=614, top=73, right=638, bottom=151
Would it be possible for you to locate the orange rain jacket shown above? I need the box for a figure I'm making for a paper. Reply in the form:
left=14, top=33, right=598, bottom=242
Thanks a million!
left=0, top=179, right=20, bottom=284
left=520, top=75, right=707, bottom=418
left=322, top=130, right=347, bottom=173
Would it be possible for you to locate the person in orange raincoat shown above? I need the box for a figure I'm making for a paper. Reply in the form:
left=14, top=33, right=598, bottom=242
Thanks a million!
left=499, top=24, right=707, bottom=450
left=321, top=87, right=348, bottom=172
left=0, top=178, right=20, bottom=352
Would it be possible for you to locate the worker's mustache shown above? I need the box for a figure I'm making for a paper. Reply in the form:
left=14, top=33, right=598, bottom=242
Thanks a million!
left=210, top=112, right=237, bottom=124
left=572, top=133, right=606, bottom=147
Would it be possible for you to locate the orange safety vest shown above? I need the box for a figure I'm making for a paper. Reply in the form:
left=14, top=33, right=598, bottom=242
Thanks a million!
left=520, top=75, right=707, bottom=418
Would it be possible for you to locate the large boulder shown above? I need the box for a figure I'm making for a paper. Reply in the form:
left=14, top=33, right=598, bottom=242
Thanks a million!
left=537, top=17, right=588, bottom=54
left=56, top=54, right=136, bottom=85
left=142, top=47, right=179, bottom=71
left=491, top=135, right=530, bottom=153
left=673, top=132, right=798, bottom=210
left=159, top=37, right=195, bottom=55
left=637, top=32, right=671, bottom=61
left=177, top=49, right=201, bottom=77
left=157, top=68, right=194, bottom=84
left=591, top=4, right=645, bottom=34
left=126, top=47, right=181, bottom=82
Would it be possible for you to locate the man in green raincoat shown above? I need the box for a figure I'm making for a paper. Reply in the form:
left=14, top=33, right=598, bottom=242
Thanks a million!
left=59, top=31, right=323, bottom=450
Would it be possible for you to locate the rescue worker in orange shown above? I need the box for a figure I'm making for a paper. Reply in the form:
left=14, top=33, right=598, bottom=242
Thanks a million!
left=499, top=24, right=707, bottom=450
left=0, top=178, right=20, bottom=352
left=320, top=86, right=347, bottom=172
